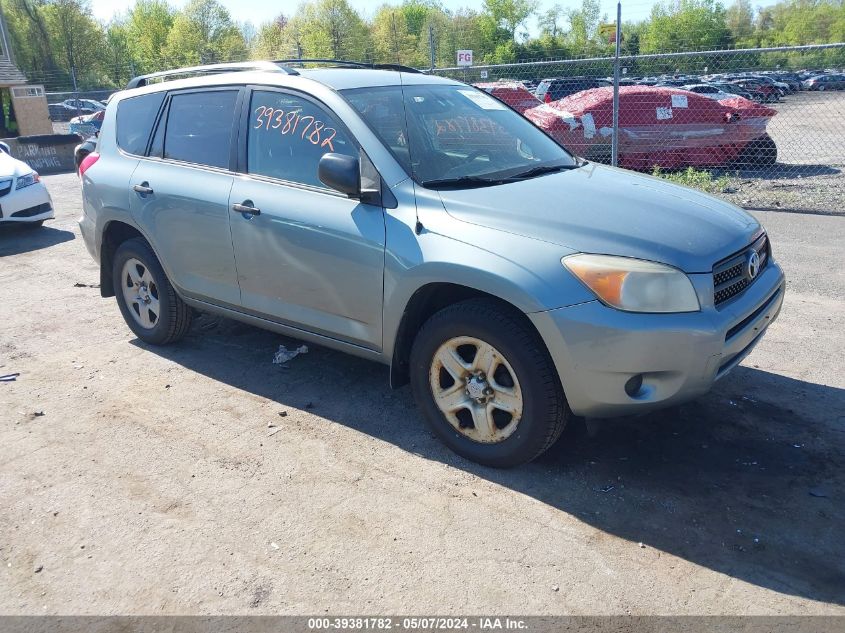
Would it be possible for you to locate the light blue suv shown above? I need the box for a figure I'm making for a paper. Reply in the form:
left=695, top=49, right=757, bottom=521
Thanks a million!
left=78, top=61, right=784, bottom=467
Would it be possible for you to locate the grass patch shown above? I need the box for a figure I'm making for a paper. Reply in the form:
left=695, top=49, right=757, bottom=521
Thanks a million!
left=651, top=166, right=732, bottom=194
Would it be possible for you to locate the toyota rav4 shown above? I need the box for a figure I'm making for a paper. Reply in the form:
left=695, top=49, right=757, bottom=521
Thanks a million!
left=78, top=61, right=785, bottom=467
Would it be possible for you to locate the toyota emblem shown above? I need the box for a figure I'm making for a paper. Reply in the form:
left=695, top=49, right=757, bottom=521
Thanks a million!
left=746, top=250, right=761, bottom=280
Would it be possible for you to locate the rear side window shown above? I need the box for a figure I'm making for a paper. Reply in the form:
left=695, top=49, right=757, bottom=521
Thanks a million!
left=163, top=90, right=239, bottom=169
left=116, top=92, right=165, bottom=156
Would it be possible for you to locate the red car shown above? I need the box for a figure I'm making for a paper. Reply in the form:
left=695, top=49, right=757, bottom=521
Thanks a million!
left=524, top=86, right=777, bottom=170
left=473, top=82, right=541, bottom=113
left=728, top=79, right=780, bottom=103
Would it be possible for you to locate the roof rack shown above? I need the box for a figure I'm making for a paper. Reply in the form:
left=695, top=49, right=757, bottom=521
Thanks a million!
left=273, top=58, right=422, bottom=74
left=126, top=61, right=298, bottom=89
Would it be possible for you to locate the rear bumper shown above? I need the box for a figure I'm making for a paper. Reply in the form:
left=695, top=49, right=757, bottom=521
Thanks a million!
left=529, top=261, right=785, bottom=418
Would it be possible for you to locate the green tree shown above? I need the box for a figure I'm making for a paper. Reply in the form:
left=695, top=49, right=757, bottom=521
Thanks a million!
left=125, top=0, right=174, bottom=72
left=726, top=0, right=755, bottom=46
left=296, top=0, right=371, bottom=60
left=4, top=0, right=59, bottom=74
left=251, top=14, right=289, bottom=59
left=371, top=5, right=418, bottom=64
left=565, top=0, right=605, bottom=52
left=482, top=0, right=537, bottom=42
left=641, top=0, right=731, bottom=53
left=41, top=0, right=105, bottom=79
left=538, top=4, right=565, bottom=39
left=104, top=21, right=133, bottom=85
left=163, top=0, right=246, bottom=65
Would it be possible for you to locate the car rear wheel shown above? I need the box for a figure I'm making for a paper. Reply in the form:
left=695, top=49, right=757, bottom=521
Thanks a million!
left=112, top=237, right=192, bottom=345
left=410, top=298, right=568, bottom=467
left=738, top=134, right=777, bottom=167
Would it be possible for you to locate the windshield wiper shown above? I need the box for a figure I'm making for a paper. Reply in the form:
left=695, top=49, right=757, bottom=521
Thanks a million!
left=505, top=162, right=582, bottom=180
left=421, top=175, right=508, bottom=189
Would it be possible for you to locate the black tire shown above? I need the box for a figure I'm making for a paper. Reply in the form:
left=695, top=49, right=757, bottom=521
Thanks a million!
left=737, top=133, right=777, bottom=168
left=112, top=237, right=192, bottom=345
left=409, top=298, right=568, bottom=468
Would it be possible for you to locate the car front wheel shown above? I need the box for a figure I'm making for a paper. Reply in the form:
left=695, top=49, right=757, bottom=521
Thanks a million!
left=112, top=237, right=192, bottom=345
left=410, top=299, right=568, bottom=467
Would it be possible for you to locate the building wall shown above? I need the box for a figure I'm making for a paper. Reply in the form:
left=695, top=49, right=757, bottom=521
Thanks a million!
left=10, top=85, right=53, bottom=135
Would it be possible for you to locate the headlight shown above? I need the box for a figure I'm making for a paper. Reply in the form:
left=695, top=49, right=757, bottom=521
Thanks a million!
left=16, top=172, right=39, bottom=189
left=563, top=253, right=700, bottom=313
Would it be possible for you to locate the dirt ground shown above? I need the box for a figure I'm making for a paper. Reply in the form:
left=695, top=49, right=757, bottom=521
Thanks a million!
left=1, top=173, right=844, bottom=615
left=718, top=91, right=845, bottom=213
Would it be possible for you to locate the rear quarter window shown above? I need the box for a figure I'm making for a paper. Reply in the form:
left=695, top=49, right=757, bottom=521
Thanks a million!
left=116, top=92, right=165, bottom=156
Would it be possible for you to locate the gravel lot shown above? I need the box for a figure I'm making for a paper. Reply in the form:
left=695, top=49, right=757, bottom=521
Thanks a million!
left=719, top=91, right=845, bottom=213
left=1, top=173, right=844, bottom=615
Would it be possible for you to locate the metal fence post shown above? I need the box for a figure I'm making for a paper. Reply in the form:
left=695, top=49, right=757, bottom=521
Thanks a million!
left=429, top=25, right=435, bottom=70
left=71, top=66, right=80, bottom=118
left=611, top=2, right=621, bottom=168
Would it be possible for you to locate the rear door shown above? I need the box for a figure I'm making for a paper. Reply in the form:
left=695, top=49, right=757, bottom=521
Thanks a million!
left=227, top=87, right=386, bottom=349
left=129, top=88, right=243, bottom=307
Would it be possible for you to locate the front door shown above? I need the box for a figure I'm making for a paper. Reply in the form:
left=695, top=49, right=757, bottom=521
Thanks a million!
left=228, top=88, right=386, bottom=349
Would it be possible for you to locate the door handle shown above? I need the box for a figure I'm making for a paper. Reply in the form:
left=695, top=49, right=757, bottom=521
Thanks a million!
left=133, top=183, right=154, bottom=195
left=232, top=201, right=261, bottom=216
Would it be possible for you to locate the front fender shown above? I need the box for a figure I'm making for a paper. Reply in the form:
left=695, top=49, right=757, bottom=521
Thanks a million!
left=381, top=184, right=595, bottom=362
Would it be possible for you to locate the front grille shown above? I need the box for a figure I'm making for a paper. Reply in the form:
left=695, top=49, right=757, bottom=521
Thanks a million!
left=713, top=233, right=769, bottom=307
left=0, top=178, right=12, bottom=198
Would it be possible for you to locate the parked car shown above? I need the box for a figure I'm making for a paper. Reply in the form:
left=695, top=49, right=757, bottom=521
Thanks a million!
left=709, top=82, right=755, bottom=100
left=682, top=84, right=736, bottom=101
left=525, top=85, right=777, bottom=170
left=48, top=102, right=91, bottom=121
left=728, top=79, right=779, bottom=102
left=69, top=109, right=105, bottom=137
left=79, top=62, right=784, bottom=467
left=474, top=81, right=541, bottom=113
left=771, top=72, right=802, bottom=91
left=742, top=75, right=791, bottom=95
left=0, top=143, right=54, bottom=227
left=535, top=77, right=610, bottom=102
left=62, top=98, right=106, bottom=111
left=74, top=136, right=98, bottom=173
left=803, top=74, right=845, bottom=90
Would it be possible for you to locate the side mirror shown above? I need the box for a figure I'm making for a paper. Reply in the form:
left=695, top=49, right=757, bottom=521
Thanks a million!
left=318, top=153, right=360, bottom=198
left=0, top=142, right=10, bottom=155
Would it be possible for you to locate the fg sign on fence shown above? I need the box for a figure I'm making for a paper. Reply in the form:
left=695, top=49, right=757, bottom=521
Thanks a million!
left=457, top=50, right=473, bottom=67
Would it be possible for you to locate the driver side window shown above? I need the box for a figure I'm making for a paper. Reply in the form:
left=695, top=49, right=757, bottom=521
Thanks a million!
left=247, top=90, right=354, bottom=189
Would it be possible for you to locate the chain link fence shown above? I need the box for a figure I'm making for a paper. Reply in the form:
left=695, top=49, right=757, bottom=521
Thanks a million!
left=429, top=43, right=845, bottom=212
left=29, top=42, right=845, bottom=212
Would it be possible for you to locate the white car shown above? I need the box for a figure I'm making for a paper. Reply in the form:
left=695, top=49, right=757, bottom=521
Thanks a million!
left=682, top=84, right=737, bottom=101
left=0, top=144, right=54, bottom=227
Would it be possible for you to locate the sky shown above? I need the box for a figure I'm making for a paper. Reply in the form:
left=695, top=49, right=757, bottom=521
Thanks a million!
left=89, top=0, right=783, bottom=39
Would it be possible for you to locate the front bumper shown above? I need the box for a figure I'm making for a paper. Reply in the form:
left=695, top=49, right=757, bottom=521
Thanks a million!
left=0, top=182, right=54, bottom=223
left=529, top=261, right=785, bottom=418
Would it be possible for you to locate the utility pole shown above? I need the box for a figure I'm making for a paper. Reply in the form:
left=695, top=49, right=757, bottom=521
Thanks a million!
left=611, top=2, right=621, bottom=168
left=391, top=12, right=400, bottom=64
left=429, top=25, right=435, bottom=70
left=71, top=66, right=80, bottom=117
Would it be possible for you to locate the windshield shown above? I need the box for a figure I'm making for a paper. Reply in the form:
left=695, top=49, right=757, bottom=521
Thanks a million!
left=341, top=83, right=576, bottom=188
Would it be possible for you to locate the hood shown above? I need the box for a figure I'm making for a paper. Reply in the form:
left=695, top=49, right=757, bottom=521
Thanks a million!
left=0, top=151, right=33, bottom=179
left=437, top=163, right=760, bottom=273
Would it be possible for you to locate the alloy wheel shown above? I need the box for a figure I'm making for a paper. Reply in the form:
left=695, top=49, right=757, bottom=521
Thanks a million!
left=428, top=336, right=523, bottom=444
left=121, top=257, right=160, bottom=329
